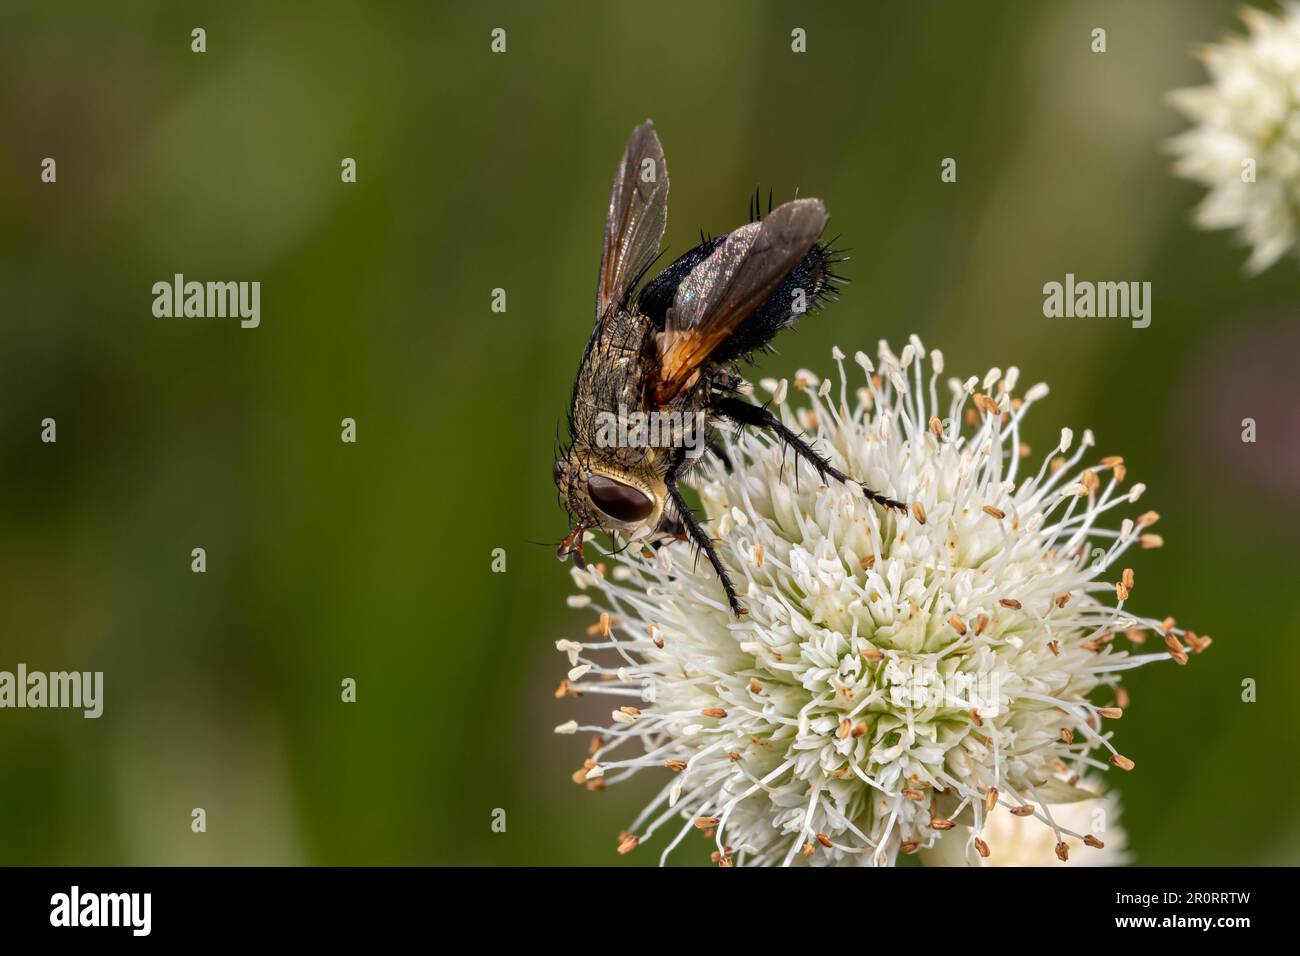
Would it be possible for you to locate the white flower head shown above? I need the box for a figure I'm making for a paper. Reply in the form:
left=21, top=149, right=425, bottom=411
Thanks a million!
left=1168, top=3, right=1300, bottom=273
left=556, top=339, right=1207, bottom=866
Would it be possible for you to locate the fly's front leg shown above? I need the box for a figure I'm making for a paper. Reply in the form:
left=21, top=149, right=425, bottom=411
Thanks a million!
left=665, top=449, right=746, bottom=617
left=712, top=395, right=908, bottom=513
left=645, top=510, right=687, bottom=554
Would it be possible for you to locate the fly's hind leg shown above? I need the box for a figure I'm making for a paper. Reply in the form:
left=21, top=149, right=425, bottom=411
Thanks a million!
left=713, top=395, right=908, bottom=513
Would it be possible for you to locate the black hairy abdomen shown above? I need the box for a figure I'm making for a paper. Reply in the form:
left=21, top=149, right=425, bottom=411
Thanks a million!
left=637, top=235, right=837, bottom=364
left=709, top=241, right=835, bottom=365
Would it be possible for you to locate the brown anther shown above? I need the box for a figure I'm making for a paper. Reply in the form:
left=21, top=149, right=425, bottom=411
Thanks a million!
left=983, top=505, right=1006, bottom=520
left=728, top=752, right=742, bottom=762
left=1019, top=442, right=1031, bottom=459
left=1011, top=805, right=1035, bottom=817
left=701, top=707, right=727, bottom=719
left=965, top=408, right=979, bottom=427
left=617, top=833, right=639, bottom=854
left=816, top=833, right=833, bottom=848
left=974, top=837, right=990, bottom=858
left=1116, top=582, right=1130, bottom=602
left=1081, top=639, right=1101, bottom=652
left=1111, top=753, right=1135, bottom=771
left=985, top=788, right=998, bottom=813
left=1099, top=707, right=1123, bottom=719
left=554, top=679, right=574, bottom=699
left=1056, top=593, right=1070, bottom=608
left=754, top=544, right=764, bottom=568
left=902, top=788, right=925, bottom=801
left=862, top=647, right=884, bottom=661
left=598, top=612, right=612, bottom=638
left=931, top=818, right=955, bottom=830
left=1049, top=456, right=1065, bottom=473
left=912, top=501, right=927, bottom=524
left=1122, top=568, right=1135, bottom=590
left=619, top=706, right=640, bottom=717
left=1116, top=686, right=1130, bottom=708
left=588, top=735, right=603, bottom=756
left=970, top=708, right=983, bottom=727
left=571, top=767, right=589, bottom=785
left=665, top=759, right=687, bottom=772
left=999, top=598, right=1022, bottom=610
left=1164, top=633, right=1188, bottom=665
left=1060, top=728, right=1075, bottom=745
left=801, top=843, right=815, bottom=857
left=1125, top=628, right=1147, bottom=645
left=1055, top=841, right=1069, bottom=862
left=749, top=678, right=763, bottom=694
left=1084, top=834, right=1105, bottom=849
left=1136, top=510, right=1160, bottom=528
left=900, top=841, right=920, bottom=854
left=1113, top=464, right=1127, bottom=483
left=929, top=415, right=943, bottom=438
left=717, top=855, right=733, bottom=868
left=975, top=613, right=989, bottom=635
left=1139, top=533, right=1164, bottom=549
left=837, top=718, right=851, bottom=740
left=1048, top=640, right=1060, bottom=656
left=1101, top=455, right=1124, bottom=469
left=1081, top=470, right=1100, bottom=494
left=860, top=554, right=876, bottom=570
left=949, top=615, right=967, bottom=635
left=694, top=816, right=720, bottom=829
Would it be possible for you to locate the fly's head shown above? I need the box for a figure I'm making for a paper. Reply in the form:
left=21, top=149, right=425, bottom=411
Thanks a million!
left=553, top=451, right=664, bottom=568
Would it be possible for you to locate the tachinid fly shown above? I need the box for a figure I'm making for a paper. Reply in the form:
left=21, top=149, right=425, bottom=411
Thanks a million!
left=554, top=120, right=907, bottom=616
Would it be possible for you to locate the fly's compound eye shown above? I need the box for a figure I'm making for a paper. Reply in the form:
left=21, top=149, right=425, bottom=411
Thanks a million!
left=586, top=475, right=654, bottom=524
left=553, top=460, right=566, bottom=488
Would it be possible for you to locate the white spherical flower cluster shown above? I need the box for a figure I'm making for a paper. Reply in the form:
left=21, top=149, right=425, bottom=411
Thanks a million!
left=555, top=338, right=1207, bottom=866
left=1169, top=3, right=1300, bottom=273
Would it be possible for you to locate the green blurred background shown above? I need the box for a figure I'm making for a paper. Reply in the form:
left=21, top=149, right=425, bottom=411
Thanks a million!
left=1, top=0, right=1297, bottom=865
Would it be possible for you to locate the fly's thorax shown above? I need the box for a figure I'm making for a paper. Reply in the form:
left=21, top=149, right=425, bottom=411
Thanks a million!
left=569, top=308, right=712, bottom=462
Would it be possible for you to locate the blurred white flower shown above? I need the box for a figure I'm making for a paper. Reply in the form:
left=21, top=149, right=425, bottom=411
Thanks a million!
left=1168, top=3, right=1300, bottom=273
left=921, top=779, right=1130, bottom=867
left=556, top=338, right=1206, bottom=866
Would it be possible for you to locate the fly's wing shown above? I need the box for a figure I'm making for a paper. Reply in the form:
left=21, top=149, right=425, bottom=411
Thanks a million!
left=596, top=120, right=668, bottom=317
left=655, top=198, right=827, bottom=403
left=636, top=234, right=726, bottom=330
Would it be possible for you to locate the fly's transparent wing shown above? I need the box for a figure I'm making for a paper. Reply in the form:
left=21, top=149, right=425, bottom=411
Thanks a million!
left=596, top=120, right=668, bottom=317
left=655, top=198, right=827, bottom=402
